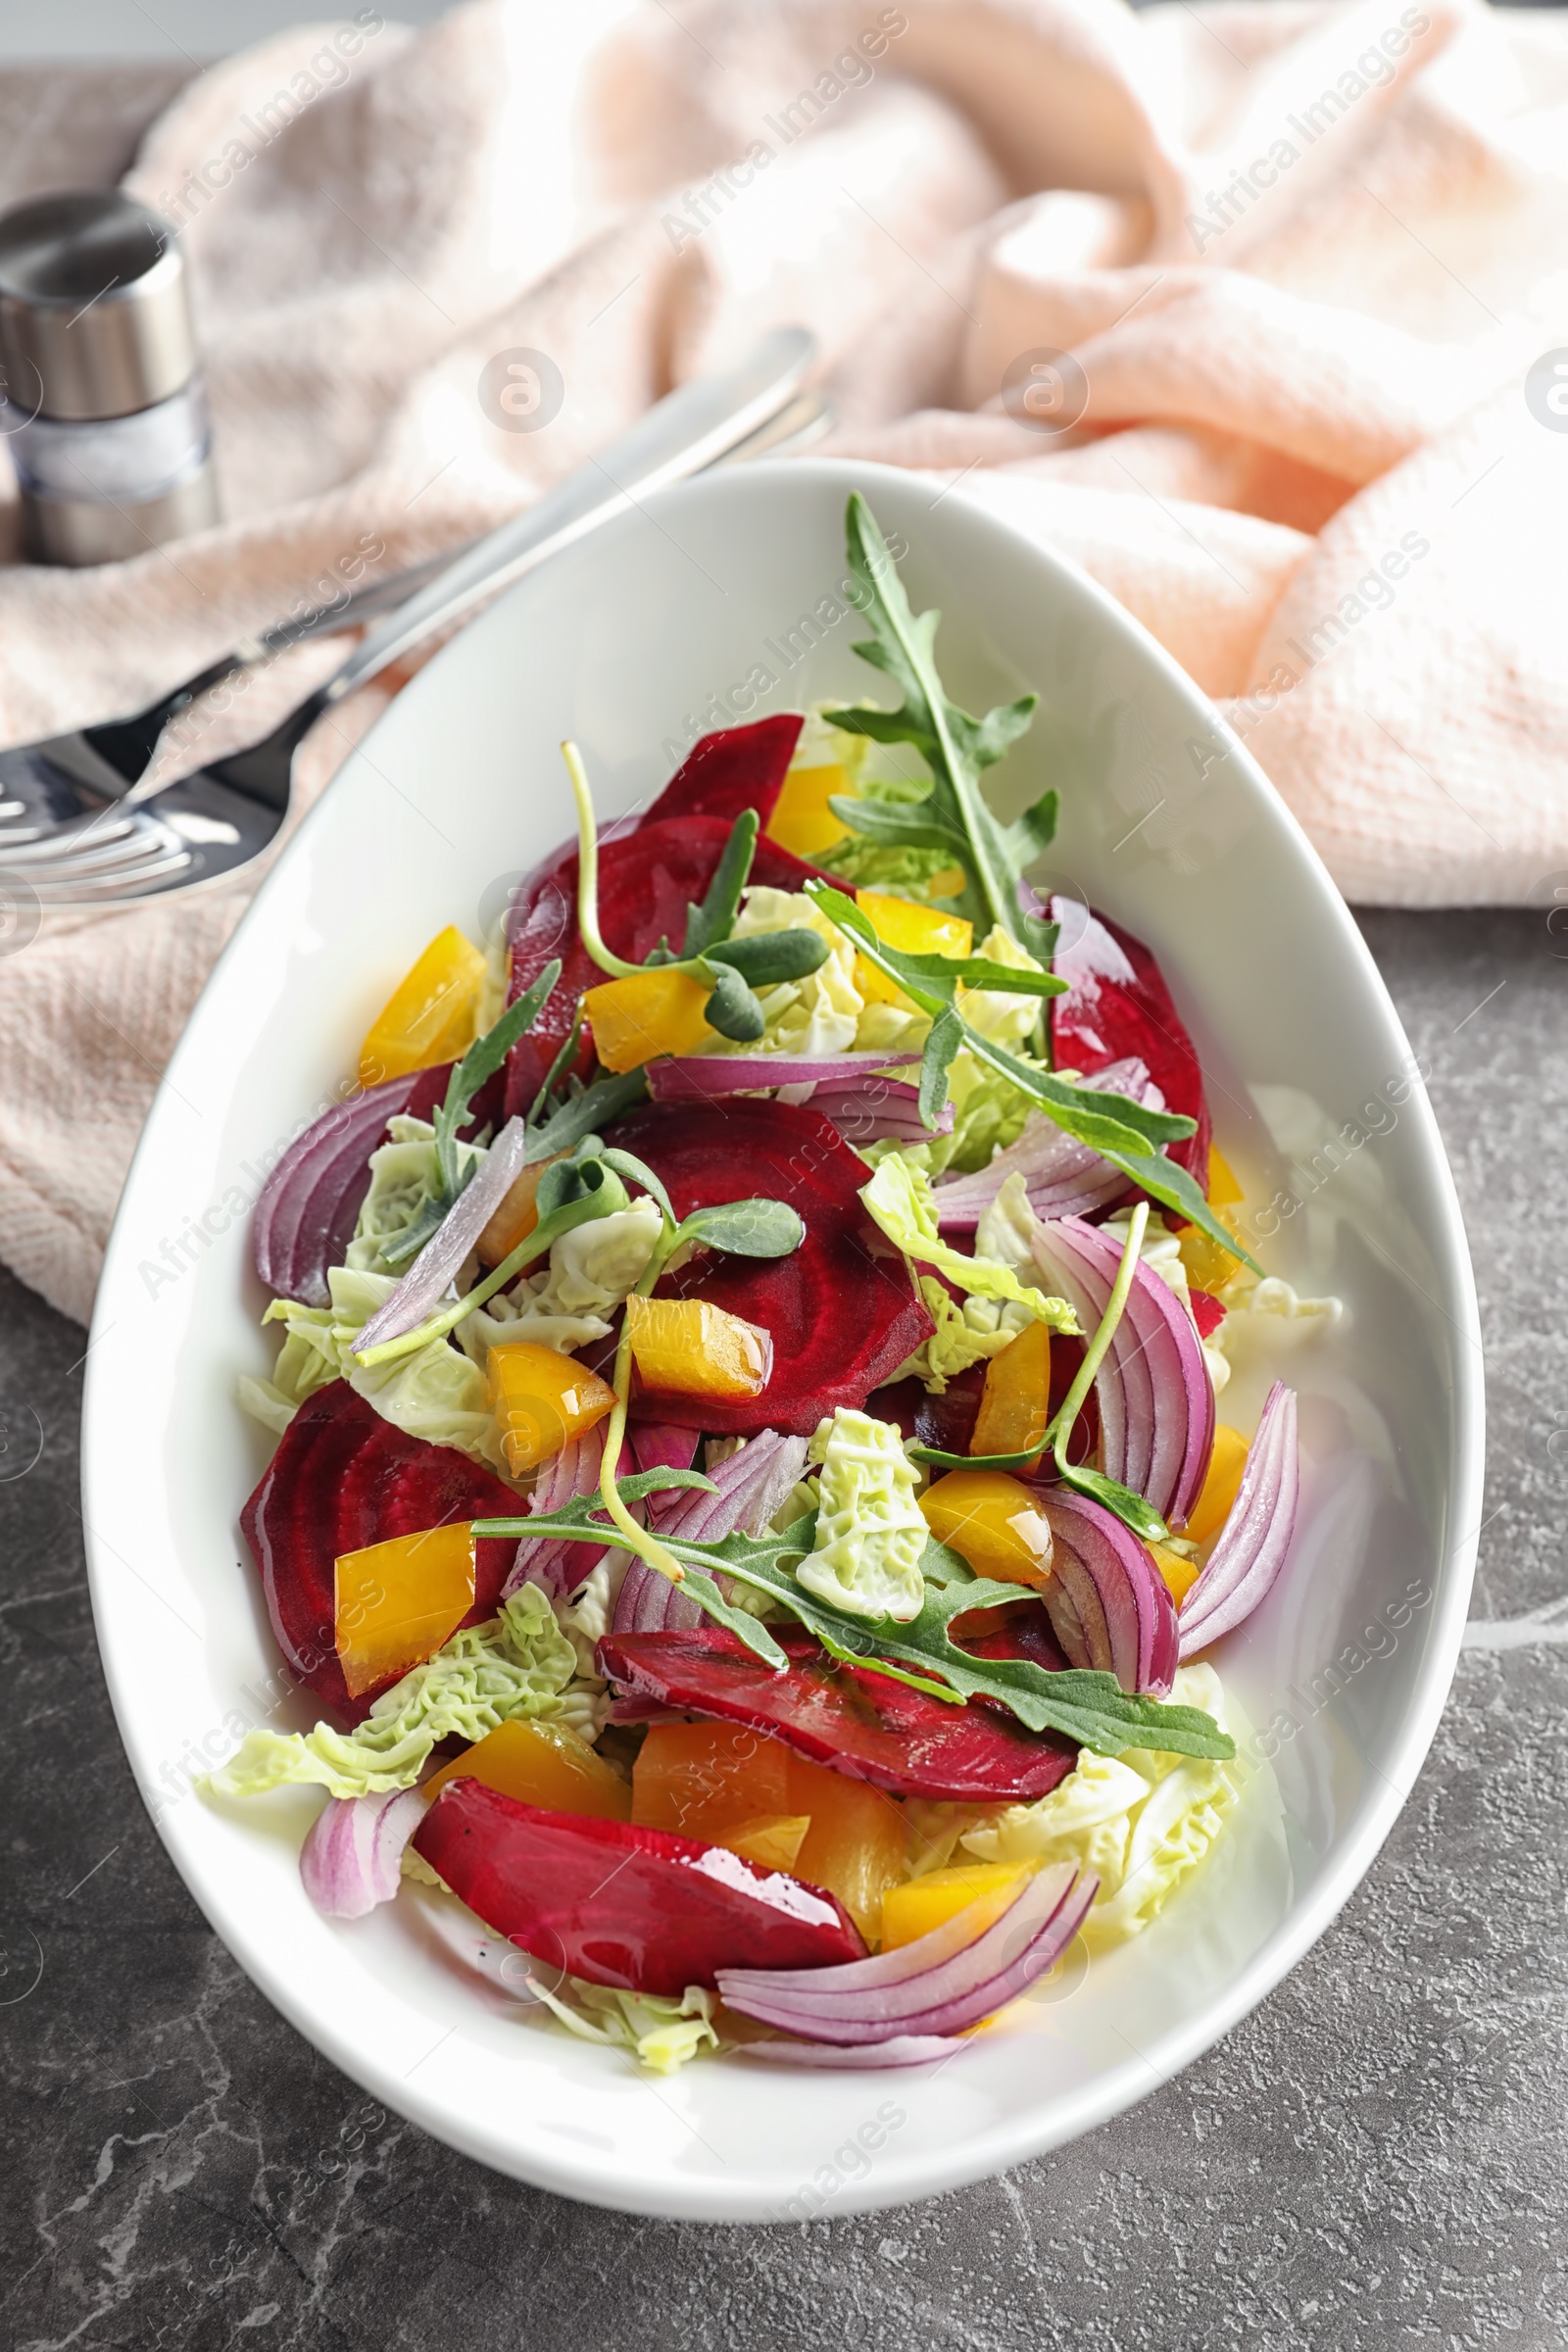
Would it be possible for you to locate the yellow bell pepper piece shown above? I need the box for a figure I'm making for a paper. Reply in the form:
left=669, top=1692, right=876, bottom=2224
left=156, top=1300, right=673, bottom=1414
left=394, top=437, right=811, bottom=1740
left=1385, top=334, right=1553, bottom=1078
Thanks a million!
left=724, top=1813, right=811, bottom=1873
left=919, top=1470, right=1054, bottom=1591
left=1174, top=1210, right=1247, bottom=1296
left=487, top=1341, right=615, bottom=1476
left=358, top=926, right=486, bottom=1087
left=1151, top=1541, right=1203, bottom=1606
left=475, top=1153, right=564, bottom=1268
left=581, top=967, right=713, bottom=1073
left=1184, top=1425, right=1250, bottom=1543
left=633, top=1721, right=793, bottom=1838
left=1175, top=1150, right=1247, bottom=1290
left=631, top=1722, right=905, bottom=1936
left=334, top=1522, right=475, bottom=1698
left=623, top=1296, right=771, bottom=1400
left=880, top=1861, right=1036, bottom=1952
left=422, top=1717, right=631, bottom=1818
left=765, top=762, right=852, bottom=860
left=855, top=889, right=973, bottom=1006
left=969, top=1319, right=1052, bottom=1463
left=794, top=1774, right=906, bottom=1938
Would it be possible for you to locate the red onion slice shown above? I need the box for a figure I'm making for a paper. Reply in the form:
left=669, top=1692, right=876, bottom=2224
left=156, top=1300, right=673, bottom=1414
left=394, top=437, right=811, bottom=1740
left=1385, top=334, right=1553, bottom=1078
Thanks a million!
left=503, top=1426, right=628, bottom=1602
left=1179, top=1383, right=1298, bottom=1656
left=629, top=1423, right=702, bottom=1476
left=254, top=1071, right=429, bottom=1308
left=716, top=1862, right=1095, bottom=2043
left=933, top=1058, right=1159, bottom=1231
left=353, top=1117, right=531, bottom=1355
left=1034, top=1489, right=1179, bottom=1696
left=742, top=2035, right=968, bottom=2067
left=809, top=1077, right=954, bottom=1149
left=1031, top=1216, right=1214, bottom=1529
left=647, top=1051, right=920, bottom=1101
left=299, top=1788, right=426, bottom=1919
left=612, top=1431, right=808, bottom=1636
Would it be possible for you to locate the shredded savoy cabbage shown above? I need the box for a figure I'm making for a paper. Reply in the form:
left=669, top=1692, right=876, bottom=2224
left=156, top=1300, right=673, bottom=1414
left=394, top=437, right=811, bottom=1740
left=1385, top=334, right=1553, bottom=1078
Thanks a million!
left=211, top=1587, right=596, bottom=1800
left=238, top=1263, right=504, bottom=1470
left=798, top=1407, right=929, bottom=1622
left=908, top=1663, right=1244, bottom=1948
left=525, top=1980, right=721, bottom=2075
left=861, top=1152, right=1077, bottom=1336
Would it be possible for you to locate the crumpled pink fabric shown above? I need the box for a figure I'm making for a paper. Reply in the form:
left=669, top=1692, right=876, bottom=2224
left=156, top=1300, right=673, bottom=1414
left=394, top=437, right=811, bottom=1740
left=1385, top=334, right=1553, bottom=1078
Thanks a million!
left=2, top=0, right=1566, bottom=1324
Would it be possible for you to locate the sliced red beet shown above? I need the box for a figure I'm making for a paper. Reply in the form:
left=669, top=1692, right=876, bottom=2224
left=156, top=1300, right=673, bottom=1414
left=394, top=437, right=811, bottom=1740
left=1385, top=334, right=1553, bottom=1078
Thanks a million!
left=413, top=1782, right=864, bottom=1994
left=241, top=1382, right=521, bottom=1724
left=639, top=716, right=804, bottom=830
left=604, top=1098, right=932, bottom=1436
left=503, top=817, right=825, bottom=1112
left=597, top=1628, right=1079, bottom=1803
left=1051, top=899, right=1211, bottom=1184
left=1189, top=1288, right=1226, bottom=1338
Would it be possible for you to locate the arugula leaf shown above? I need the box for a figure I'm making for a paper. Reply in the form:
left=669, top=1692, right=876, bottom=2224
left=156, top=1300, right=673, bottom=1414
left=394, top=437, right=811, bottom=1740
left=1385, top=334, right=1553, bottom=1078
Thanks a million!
left=434, top=960, right=561, bottom=1193
left=826, top=794, right=968, bottom=858
left=528, top=1068, right=649, bottom=1160
left=807, top=878, right=1258, bottom=1270
left=528, top=1003, right=587, bottom=1126
left=1002, top=789, right=1059, bottom=874
left=809, top=883, right=1062, bottom=1007
left=478, top=1491, right=1234, bottom=1759
left=473, top=1471, right=791, bottom=1671
left=828, top=495, right=1042, bottom=948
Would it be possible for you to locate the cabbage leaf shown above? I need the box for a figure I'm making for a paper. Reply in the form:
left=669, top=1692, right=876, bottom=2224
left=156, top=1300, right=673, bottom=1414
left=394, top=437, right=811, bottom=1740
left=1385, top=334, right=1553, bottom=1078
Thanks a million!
left=210, top=1587, right=586, bottom=1800
left=959, top=1663, right=1242, bottom=1944
left=797, top=1408, right=930, bottom=1622
left=860, top=1153, right=1078, bottom=1333
left=240, top=1264, right=505, bottom=1472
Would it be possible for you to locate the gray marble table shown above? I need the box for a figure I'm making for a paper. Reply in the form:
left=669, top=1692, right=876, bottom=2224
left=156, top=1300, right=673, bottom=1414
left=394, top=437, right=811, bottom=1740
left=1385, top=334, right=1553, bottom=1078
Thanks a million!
left=1, top=906, right=1563, bottom=2352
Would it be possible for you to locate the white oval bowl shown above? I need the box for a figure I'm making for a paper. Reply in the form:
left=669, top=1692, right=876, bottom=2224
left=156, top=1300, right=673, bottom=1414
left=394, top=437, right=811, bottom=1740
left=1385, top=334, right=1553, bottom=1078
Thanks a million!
left=83, top=460, right=1483, bottom=2221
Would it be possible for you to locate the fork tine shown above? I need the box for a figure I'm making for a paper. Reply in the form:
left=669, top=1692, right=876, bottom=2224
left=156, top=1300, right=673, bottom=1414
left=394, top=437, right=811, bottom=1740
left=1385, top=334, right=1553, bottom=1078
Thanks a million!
left=0, top=808, right=146, bottom=862
left=19, top=842, right=196, bottom=902
left=0, top=811, right=192, bottom=889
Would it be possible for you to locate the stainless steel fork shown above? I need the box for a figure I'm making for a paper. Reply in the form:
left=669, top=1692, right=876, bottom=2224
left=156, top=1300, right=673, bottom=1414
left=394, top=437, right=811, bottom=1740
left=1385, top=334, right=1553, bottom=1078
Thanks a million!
left=0, top=332, right=822, bottom=909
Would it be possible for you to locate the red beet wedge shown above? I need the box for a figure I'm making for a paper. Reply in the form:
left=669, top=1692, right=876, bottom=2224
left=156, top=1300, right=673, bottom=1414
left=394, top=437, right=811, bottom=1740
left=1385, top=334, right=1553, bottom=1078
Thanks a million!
left=413, top=1783, right=865, bottom=1994
left=1051, top=898, right=1211, bottom=1183
left=639, top=715, right=803, bottom=829
left=605, top=1098, right=933, bottom=1436
left=504, top=814, right=823, bottom=1112
left=597, top=1628, right=1080, bottom=1803
left=241, top=1382, right=521, bottom=1723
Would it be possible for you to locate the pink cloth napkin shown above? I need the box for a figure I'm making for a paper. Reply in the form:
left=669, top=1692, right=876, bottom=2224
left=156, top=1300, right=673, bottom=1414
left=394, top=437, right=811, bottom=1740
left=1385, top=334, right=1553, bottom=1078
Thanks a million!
left=3, top=0, right=1567, bottom=1325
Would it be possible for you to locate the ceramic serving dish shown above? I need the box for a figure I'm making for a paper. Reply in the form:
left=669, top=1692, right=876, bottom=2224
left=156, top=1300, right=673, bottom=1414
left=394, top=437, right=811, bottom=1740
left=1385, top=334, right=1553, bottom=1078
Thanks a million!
left=81, top=459, right=1483, bottom=2220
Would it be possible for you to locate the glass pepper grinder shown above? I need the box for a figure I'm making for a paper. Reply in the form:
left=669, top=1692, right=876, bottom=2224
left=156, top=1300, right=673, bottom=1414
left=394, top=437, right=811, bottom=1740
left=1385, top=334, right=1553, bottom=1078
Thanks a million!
left=0, top=188, right=220, bottom=566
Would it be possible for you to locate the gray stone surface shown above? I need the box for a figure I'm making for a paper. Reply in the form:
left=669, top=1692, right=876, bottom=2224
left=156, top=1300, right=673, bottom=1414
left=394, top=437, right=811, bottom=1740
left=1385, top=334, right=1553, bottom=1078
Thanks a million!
left=1, top=906, right=1564, bottom=2350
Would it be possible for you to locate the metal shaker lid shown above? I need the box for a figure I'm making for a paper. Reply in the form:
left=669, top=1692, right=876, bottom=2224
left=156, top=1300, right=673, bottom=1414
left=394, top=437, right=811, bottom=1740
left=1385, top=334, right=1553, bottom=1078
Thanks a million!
left=0, top=190, right=199, bottom=422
